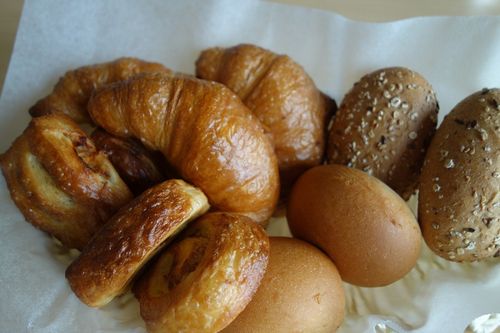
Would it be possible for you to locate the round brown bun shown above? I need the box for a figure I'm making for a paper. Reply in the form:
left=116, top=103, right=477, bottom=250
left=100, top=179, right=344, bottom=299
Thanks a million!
left=419, top=88, right=500, bottom=262
left=327, top=67, right=439, bottom=200
left=287, top=164, right=421, bottom=287
left=222, top=237, right=345, bottom=333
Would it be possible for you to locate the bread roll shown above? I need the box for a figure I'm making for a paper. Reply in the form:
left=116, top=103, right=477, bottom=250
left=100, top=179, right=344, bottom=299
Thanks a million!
left=66, top=179, right=209, bottom=307
left=419, top=88, right=500, bottom=261
left=287, top=164, right=421, bottom=287
left=222, top=237, right=345, bottom=333
left=327, top=67, right=438, bottom=199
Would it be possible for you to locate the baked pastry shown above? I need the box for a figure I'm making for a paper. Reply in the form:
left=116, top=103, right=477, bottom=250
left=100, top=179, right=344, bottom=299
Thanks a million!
left=91, top=128, right=169, bottom=195
left=222, top=237, right=345, bottom=333
left=0, top=114, right=132, bottom=249
left=196, top=44, right=332, bottom=196
left=87, top=73, right=279, bottom=224
left=29, top=57, right=172, bottom=123
left=66, top=179, right=209, bottom=307
left=419, top=88, right=500, bottom=261
left=327, top=67, right=439, bottom=199
left=133, top=212, right=270, bottom=333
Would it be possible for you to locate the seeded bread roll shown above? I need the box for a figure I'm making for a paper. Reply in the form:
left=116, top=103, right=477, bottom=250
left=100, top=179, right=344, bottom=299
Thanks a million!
left=419, top=88, right=500, bottom=261
left=327, top=67, right=439, bottom=199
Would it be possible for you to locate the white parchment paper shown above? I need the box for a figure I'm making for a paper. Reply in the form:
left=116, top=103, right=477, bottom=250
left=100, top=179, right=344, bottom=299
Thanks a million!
left=0, top=1, right=499, bottom=332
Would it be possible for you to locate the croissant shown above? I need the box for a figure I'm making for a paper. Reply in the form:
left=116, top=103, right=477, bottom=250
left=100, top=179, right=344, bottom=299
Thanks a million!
left=195, top=44, right=332, bottom=195
left=29, top=57, right=172, bottom=123
left=87, top=73, right=279, bottom=224
left=0, top=114, right=132, bottom=249
left=133, top=212, right=269, bottom=333
left=91, top=128, right=169, bottom=195
left=66, top=179, right=209, bottom=307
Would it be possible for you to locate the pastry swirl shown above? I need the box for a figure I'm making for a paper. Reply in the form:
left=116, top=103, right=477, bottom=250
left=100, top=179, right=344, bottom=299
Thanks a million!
left=133, top=212, right=270, bottom=333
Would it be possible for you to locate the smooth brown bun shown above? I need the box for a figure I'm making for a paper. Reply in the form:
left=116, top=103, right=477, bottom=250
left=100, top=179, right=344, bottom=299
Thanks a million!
left=88, top=73, right=279, bottom=224
left=327, top=67, right=439, bottom=200
left=419, top=88, right=500, bottom=261
left=287, top=164, right=421, bottom=287
left=0, top=114, right=132, bottom=250
left=66, top=179, right=209, bottom=307
left=222, top=237, right=345, bottom=333
left=29, top=57, right=172, bottom=123
left=196, top=44, right=333, bottom=199
left=133, top=212, right=269, bottom=333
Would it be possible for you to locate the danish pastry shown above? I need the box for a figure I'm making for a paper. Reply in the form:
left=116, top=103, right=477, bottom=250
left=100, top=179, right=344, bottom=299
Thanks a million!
left=133, top=212, right=270, bottom=333
left=0, top=114, right=132, bottom=249
left=88, top=73, right=279, bottom=224
left=66, top=179, right=209, bottom=307
left=29, top=57, right=172, bottom=123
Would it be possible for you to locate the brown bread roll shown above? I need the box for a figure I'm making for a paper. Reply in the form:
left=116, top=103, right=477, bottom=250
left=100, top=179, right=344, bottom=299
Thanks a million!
left=287, top=164, right=421, bottom=287
left=419, top=88, right=500, bottom=261
left=327, top=67, right=438, bottom=199
left=222, top=237, right=345, bottom=333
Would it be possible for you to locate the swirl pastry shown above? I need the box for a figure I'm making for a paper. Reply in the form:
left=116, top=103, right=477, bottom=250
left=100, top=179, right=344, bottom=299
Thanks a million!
left=196, top=44, right=332, bottom=195
left=91, top=128, right=169, bottom=195
left=65, top=179, right=209, bottom=307
left=87, top=73, right=279, bottom=224
left=0, top=114, right=132, bottom=249
left=133, top=212, right=270, bottom=333
left=29, top=57, right=172, bottom=123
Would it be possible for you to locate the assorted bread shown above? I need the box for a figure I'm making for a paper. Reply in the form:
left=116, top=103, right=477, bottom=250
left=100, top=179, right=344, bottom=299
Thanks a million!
left=0, top=43, right=498, bottom=332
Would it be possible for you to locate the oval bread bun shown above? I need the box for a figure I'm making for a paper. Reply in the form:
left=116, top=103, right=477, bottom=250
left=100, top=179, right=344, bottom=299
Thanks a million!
left=327, top=67, right=439, bottom=200
left=419, top=88, right=500, bottom=261
left=287, top=165, right=421, bottom=287
left=222, top=237, right=345, bottom=333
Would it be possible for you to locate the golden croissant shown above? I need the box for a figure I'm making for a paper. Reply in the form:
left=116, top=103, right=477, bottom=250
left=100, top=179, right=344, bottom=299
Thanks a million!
left=0, top=114, right=133, bottom=249
left=29, top=57, right=171, bottom=123
left=196, top=44, right=333, bottom=195
left=88, top=73, right=279, bottom=224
